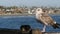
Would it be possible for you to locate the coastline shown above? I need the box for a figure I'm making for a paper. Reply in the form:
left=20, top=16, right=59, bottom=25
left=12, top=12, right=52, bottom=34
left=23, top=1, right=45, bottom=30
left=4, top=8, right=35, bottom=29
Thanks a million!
left=0, top=13, right=60, bottom=16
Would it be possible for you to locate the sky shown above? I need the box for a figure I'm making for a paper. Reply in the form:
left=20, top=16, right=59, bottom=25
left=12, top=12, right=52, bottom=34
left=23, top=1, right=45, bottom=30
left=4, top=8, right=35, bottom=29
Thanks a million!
left=0, top=0, right=60, bottom=7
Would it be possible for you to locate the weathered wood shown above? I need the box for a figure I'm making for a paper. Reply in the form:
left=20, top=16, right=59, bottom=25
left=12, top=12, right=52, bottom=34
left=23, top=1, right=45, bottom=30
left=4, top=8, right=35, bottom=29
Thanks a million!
left=32, top=29, right=60, bottom=34
left=0, top=28, right=60, bottom=34
left=32, top=29, right=43, bottom=34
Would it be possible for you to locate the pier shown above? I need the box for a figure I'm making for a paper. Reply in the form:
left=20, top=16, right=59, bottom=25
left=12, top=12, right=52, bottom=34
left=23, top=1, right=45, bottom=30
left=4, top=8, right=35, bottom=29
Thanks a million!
left=0, top=28, right=60, bottom=34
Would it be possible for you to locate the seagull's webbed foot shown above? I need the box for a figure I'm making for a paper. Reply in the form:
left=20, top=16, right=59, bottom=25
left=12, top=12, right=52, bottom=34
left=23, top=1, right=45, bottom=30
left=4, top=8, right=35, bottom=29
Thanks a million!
left=41, top=25, right=46, bottom=32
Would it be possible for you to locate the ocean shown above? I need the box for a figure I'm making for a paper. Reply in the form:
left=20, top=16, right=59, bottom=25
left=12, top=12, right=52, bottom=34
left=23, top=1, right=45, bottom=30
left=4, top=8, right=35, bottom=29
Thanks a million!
left=0, top=15, right=60, bottom=32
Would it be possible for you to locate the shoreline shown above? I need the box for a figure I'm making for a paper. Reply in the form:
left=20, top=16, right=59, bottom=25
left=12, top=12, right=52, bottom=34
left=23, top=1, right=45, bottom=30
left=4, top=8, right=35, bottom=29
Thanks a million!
left=0, top=14, right=60, bottom=16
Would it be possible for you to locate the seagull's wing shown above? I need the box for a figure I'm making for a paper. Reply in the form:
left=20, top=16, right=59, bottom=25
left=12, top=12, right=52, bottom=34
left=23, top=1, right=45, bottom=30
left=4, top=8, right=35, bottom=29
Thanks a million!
left=41, top=14, right=60, bottom=29
left=38, top=14, right=55, bottom=25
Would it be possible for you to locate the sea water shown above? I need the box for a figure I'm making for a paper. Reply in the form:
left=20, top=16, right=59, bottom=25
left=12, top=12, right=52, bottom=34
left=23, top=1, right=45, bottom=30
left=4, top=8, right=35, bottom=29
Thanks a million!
left=0, top=15, right=60, bottom=32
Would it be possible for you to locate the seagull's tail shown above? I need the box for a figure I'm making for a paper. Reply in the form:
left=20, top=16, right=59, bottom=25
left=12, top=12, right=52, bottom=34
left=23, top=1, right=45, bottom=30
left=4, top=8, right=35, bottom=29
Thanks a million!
left=56, top=23, right=60, bottom=26
left=52, top=23, right=60, bottom=29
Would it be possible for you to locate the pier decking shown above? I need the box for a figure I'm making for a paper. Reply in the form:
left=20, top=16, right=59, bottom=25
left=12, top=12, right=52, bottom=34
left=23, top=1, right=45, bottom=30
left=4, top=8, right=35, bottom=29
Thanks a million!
left=0, top=28, right=60, bottom=34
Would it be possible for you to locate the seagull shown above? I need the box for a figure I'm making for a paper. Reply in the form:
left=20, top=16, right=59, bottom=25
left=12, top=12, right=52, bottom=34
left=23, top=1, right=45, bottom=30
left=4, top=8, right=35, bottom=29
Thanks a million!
left=35, top=8, right=60, bottom=32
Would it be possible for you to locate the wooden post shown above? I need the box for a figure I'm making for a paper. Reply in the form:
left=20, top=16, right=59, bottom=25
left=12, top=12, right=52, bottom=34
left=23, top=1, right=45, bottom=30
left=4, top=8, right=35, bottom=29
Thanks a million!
left=32, top=29, right=43, bottom=34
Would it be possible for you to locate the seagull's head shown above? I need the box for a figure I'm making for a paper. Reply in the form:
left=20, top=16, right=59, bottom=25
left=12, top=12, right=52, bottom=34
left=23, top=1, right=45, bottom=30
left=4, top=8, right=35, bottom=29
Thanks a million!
left=36, top=8, right=44, bottom=14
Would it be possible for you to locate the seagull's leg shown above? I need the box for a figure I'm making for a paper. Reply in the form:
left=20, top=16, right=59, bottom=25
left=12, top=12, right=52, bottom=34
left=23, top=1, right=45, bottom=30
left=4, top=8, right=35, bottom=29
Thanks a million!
left=41, top=25, right=46, bottom=32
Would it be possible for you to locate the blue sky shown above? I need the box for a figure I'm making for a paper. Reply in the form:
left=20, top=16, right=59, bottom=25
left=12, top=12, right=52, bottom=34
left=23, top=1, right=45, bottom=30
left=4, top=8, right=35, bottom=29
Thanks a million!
left=0, top=0, right=60, bottom=7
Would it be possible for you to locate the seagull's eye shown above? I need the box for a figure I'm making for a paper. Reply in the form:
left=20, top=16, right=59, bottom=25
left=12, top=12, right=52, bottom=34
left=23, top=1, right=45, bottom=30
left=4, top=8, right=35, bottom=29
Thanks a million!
left=38, top=9, right=40, bottom=11
left=43, top=11, right=45, bottom=12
